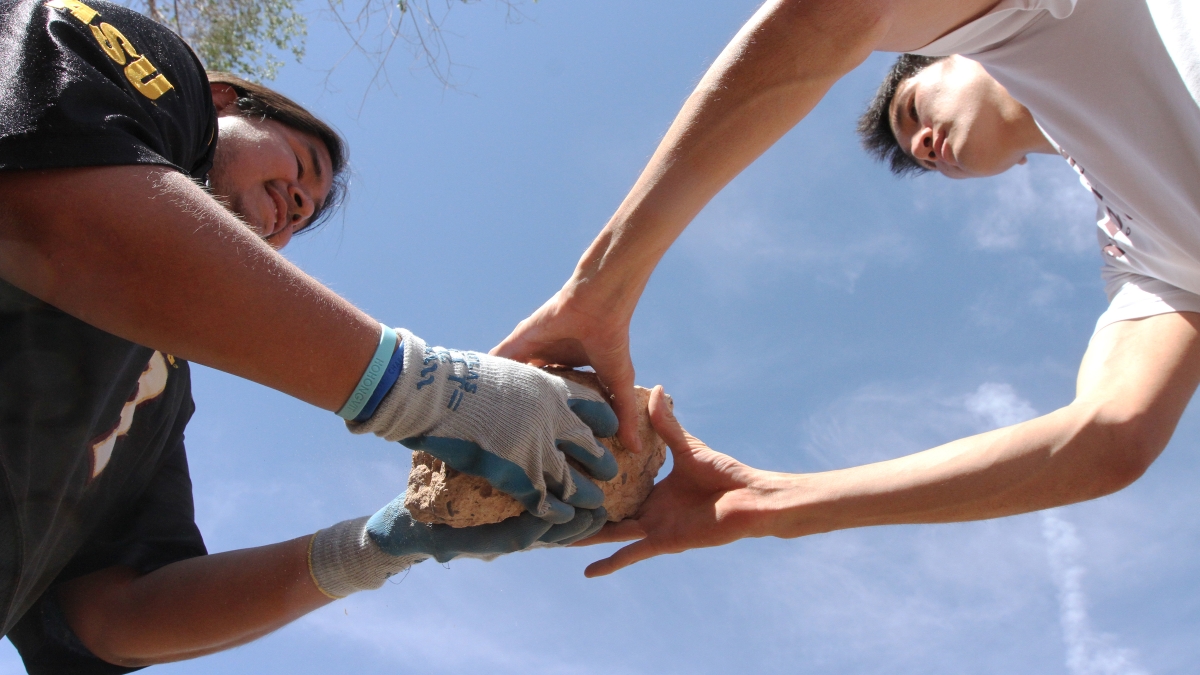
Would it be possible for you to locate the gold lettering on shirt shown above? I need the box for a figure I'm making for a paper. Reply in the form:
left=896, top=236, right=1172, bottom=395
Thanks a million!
left=45, top=0, right=97, bottom=23
left=89, top=23, right=126, bottom=64
left=124, top=56, right=174, bottom=100
left=45, top=0, right=175, bottom=101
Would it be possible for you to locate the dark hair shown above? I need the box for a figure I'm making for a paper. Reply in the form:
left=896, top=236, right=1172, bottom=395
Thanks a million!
left=857, top=54, right=947, bottom=176
left=206, top=71, right=349, bottom=234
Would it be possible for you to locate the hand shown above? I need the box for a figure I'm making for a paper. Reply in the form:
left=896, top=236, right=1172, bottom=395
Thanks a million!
left=581, top=386, right=778, bottom=577
left=308, top=494, right=609, bottom=598
left=367, top=495, right=608, bottom=562
left=492, top=286, right=642, bottom=453
left=350, top=329, right=619, bottom=524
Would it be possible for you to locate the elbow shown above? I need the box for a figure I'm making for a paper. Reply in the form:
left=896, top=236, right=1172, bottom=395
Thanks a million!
left=1075, top=408, right=1168, bottom=498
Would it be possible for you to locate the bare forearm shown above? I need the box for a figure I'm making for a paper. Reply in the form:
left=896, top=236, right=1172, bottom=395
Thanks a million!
left=0, top=166, right=377, bottom=410
left=58, top=536, right=329, bottom=666
left=766, top=405, right=1124, bottom=538
left=567, top=0, right=1008, bottom=308
left=571, top=0, right=885, bottom=309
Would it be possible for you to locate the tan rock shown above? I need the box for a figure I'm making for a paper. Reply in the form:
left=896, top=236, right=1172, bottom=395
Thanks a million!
left=405, top=369, right=668, bottom=527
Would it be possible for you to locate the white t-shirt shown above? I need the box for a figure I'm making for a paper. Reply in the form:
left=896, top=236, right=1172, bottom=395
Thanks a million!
left=913, top=0, right=1200, bottom=334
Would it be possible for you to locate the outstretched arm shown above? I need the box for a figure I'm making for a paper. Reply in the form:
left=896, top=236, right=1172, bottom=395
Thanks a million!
left=494, top=0, right=1002, bottom=450
left=57, top=537, right=331, bottom=667
left=584, top=311, right=1200, bottom=576
left=56, top=494, right=605, bottom=667
left=0, top=165, right=377, bottom=411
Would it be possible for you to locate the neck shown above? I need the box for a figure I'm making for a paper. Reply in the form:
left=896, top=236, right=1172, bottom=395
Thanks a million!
left=1008, top=103, right=1056, bottom=156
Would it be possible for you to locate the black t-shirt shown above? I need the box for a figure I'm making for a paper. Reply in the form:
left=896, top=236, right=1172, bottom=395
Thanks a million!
left=0, top=0, right=216, bottom=177
left=0, top=0, right=216, bottom=671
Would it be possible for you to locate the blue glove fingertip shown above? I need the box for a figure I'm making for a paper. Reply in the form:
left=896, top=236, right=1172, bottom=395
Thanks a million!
left=568, top=398, right=619, bottom=438
left=558, top=440, right=619, bottom=481
left=557, top=507, right=608, bottom=546
left=561, top=465, right=606, bottom=509
left=538, top=493, right=577, bottom=524
left=538, top=508, right=595, bottom=544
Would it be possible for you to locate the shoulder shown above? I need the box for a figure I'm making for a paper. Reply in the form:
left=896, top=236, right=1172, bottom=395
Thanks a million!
left=0, top=0, right=216, bottom=176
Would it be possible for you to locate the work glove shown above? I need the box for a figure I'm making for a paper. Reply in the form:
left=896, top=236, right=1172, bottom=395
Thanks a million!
left=348, top=329, right=619, bottom=524
left=308, top=493, right=608, bottom=598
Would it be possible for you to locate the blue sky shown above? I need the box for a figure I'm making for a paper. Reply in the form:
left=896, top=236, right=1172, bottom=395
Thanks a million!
left=4, top=1, right=1200, bottom=673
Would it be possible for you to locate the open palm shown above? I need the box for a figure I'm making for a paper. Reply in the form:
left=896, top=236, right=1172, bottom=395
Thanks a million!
left=581, top=386, right=779, bottom=577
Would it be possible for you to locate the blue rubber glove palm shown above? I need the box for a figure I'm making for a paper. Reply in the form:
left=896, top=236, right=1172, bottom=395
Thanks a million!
left=350, top=329, right=619, bottom=524
left=368, top=494, right=609, bottom=563
left=308, top=493, right=608, bottom=598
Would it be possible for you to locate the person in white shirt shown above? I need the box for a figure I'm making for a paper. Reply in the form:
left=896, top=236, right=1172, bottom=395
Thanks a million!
left=489, top=0, right=1200, bottom=576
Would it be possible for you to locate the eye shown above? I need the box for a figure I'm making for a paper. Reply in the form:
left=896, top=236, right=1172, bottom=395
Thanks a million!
left=294, top=153, right=305, bottom=179
left=909, top=97, right=918, bottom=123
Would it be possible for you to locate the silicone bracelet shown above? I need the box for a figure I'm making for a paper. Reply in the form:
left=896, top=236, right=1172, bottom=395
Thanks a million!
left=353, top=340, right=404, bottom=423
left=336, top=324, right=399, bottom=420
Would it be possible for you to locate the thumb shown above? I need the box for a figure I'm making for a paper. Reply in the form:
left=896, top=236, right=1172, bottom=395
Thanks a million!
left=490, top=322, right=538, bottom=364
left=593, top=353, right=640, bottom=453
left=647, top=386, right=689, bottom=453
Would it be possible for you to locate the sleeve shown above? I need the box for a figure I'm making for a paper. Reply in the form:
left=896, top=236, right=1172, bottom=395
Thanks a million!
left=0, top=1, right=216, bottom=177
left=5, top=428, right=207, bottom=675
left=1093, top=270, right=1200, bottom=336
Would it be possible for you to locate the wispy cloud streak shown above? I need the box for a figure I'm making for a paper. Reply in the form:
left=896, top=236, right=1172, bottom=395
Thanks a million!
left=1041, top=512, right=1149, bottom=675
left=964, top=382, right=1149, bottom=675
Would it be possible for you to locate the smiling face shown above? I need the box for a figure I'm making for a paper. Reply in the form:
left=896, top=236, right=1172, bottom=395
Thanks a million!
left=207, top=87, right=335, bottom=250
left=889, top=56, right=1034, bottom=179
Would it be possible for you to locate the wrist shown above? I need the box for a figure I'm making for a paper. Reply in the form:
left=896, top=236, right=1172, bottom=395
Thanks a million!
left=336, top=324, right=402, bottom=421
left=750, top=471, right=834, bottom=541
left=307, top=517, right=426, bottom=599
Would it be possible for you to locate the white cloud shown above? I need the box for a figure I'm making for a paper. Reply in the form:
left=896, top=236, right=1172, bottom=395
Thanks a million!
left=680, top=200, right=915, bottom=295
left=963, top=383, right=1150, bottom=675
left=1042, top=511, right=1150, bottom=675
left=964, top=382, right=1038, bottom=428
left=916, top=155, right=1097, bottom=255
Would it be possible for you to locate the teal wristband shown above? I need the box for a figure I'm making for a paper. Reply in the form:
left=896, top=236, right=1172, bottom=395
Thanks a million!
left=337, top=324, right=399, bottom=420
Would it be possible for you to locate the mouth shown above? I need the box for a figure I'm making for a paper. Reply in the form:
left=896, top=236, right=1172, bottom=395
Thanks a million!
left=264, top=184, right=290, bottom=239
left=936, top=129, right=956, bottom=167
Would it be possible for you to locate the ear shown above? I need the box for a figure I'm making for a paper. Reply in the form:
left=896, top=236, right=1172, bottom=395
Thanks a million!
left=210, top=83, right=239, bottom=115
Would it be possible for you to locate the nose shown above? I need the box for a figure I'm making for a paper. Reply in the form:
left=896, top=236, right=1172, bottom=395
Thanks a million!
left=910, top=126, right=937, bottom=164
left=287, top=182, right=316, bottom=228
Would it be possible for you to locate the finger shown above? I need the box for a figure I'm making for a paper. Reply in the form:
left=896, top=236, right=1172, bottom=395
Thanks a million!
left=539, top=508, right=595, bottom=544
left=647, top=386, right=691, bottom=454
left=490, top=322, right=534, bottom=362
left=429, top=512, right=553, bottom=562
left=556, top=466, right=606, bottom=509
left=566, top=394, right=619, bottom=439
left=571, top=518, right=645, bottom=546
left=538, top=492, right=577, bottom=524
left=593, top=355, right=641, bottom=453
left=557, top=439, right=618, bottom=481
left=584, top=538, right=663, bottom=578
left=557, top=507, right=608, bottom=545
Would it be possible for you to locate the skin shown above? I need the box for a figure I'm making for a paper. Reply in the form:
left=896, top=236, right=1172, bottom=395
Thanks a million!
left=207, top=84, right=333, bottom=249
left=485, top=0, right=1200, bottom=576
left=889, top=56, right=1054, bottom=177
left=493, top=0, right=1005, bottom=450
left=586, top=313, right=1200, bottom=576
left=5, top=85, right=343, bottom=665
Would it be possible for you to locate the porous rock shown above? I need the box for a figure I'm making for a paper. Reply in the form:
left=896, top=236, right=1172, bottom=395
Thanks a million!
left=405, top=369, right=667, bottom=527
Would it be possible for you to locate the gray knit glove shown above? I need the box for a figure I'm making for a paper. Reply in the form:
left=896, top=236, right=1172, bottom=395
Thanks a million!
left=308, top=493, right=607, bottom=598
left=348, top=329, right=619, bottom=523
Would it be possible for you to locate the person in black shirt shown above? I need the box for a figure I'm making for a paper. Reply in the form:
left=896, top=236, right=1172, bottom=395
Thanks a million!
left=0, top=1, right=615, bottom=672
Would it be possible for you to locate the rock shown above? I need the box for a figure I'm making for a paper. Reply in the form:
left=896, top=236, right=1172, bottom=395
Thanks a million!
left=404, top=369, right=668, bottom=527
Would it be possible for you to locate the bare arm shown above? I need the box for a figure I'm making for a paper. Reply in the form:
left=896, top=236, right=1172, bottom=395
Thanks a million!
left=56, top=536, right=330, bottom=666
left=585, top=312, right=1200, bottom=576
left=0, top=166, right=378, bottom=410
left=494, top=0, right=1002, bottom=449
